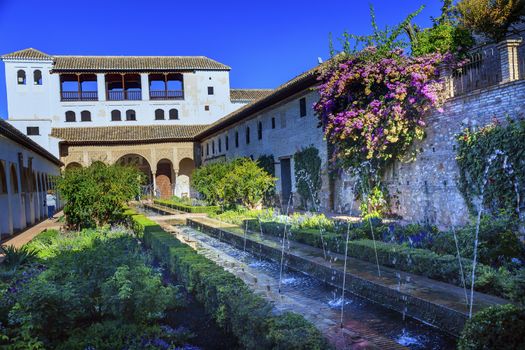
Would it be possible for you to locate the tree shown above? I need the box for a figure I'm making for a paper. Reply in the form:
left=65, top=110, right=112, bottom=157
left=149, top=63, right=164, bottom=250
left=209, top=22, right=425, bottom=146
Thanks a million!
left=457, top=0, right=525, bottom=42
left=222, top=158, right=276, bottom=209
left=293, top=146, right=322, bottom=210
left=58, top=163, right=144, bottom=229
left=191, top=161, right=231, bottom=205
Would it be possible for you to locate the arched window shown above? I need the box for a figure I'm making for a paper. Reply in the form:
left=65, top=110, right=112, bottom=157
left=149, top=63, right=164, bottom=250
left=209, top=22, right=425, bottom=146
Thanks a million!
left=111, top=110, right=121, bottom=121
left=257, top=121, right=263, bottom=140
left=126, top=110, right=136, bottom=121
left=225, top=136, right=229, bottom=151
left=235, top=131, right=239, bottom=148
left=33, top=70, right=42, bottom=85
left=17, top=70, right=26, bottom=85
left=10, top=165, right=18, bottom=194
left=246, top=127, right=250, bottom=144
left=65, top=111, right=76, bottom=122
left=155, top=109, right=165, bottom=120
left=0, top=162, right=7, bottom=194
left=218, top=138, right=222, bottom=153
left=80, top=110, right=91, bottom=122
left=169, top=109, right=179, bottom=120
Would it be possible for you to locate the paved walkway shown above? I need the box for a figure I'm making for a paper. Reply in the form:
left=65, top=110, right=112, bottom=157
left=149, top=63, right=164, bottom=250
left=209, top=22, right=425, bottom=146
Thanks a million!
left=1, top=213, right=62, bottom=249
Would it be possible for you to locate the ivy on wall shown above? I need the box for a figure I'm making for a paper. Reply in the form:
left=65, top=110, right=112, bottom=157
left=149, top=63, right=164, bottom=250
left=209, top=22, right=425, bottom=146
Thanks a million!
left=456, top=118, right=525, bottom=218
left=293, top=146, right=322, bottom=210
left=257, top=154, right=276, bottom=177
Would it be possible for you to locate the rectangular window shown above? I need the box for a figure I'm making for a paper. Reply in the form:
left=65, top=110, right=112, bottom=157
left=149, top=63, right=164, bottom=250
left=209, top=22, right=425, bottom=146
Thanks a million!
left=226, top=136, right=229, bottom=151
left=207, top=86, right=214, bottom=95
left=271, top=117, right=276, bottom=129
left=299, top=97, right=307, bottom=117
left=205, top=105, right=210, bottom=111
left=26, top=127, right=39, bottom=136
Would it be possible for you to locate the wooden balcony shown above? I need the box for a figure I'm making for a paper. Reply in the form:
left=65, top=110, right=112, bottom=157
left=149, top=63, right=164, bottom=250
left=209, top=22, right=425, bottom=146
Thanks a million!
left=150, top=90, right=184, bottom=100
left=61, top=91, right=98, bottom=101
left=107, top=90, right=142, bottom=101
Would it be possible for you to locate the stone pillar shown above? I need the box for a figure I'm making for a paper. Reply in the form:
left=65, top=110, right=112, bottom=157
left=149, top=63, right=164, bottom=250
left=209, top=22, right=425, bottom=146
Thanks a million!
left=497, top=39, right=522, bottom=83
left=141, top=73, right=149, bottom=101
left=96, top=73, right=106, bottom=101
left=152, top=171, right=157, bottom=196
left=174, top=170, right=179, bottom=197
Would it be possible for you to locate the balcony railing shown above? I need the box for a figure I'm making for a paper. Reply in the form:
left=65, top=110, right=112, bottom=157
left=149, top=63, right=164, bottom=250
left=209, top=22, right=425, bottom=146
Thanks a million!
left=61, top=91, right=98, bottom=101
left=107, top=90, right=142, bottom=101
left=150, top=90, right=184, bottom=100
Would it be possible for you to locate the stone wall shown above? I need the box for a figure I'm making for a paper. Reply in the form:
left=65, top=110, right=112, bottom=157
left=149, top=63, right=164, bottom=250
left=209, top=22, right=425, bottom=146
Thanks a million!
left=334, top=79, right=525, bottom=228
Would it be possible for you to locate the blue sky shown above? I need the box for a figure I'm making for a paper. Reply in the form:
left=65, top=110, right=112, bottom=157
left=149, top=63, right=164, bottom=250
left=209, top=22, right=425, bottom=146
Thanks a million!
left=0, top=0, right=443, bottom=119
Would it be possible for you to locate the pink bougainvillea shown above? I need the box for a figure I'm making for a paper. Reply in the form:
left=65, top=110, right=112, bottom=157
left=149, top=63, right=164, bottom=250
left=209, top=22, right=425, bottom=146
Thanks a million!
left=315, top=48, right=447, bottom=168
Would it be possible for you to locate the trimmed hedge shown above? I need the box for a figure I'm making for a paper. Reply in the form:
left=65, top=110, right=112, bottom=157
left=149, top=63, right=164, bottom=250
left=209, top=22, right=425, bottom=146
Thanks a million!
left=246, top=220, right=512, bottom=298
left=154, top=199, right=220, bottom=214
left=458, top=304, right=525, bottom=350
left=127, top=211, right=329, bottom=350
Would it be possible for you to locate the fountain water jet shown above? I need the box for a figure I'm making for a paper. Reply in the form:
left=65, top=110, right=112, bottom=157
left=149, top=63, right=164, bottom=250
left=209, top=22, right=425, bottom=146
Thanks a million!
left=340, top=183, right=357, bottom=328
left=278, top=194, right=293, bottom=293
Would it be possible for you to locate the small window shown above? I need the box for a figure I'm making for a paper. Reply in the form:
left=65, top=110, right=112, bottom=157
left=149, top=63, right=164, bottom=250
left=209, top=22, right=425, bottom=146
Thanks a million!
left=226, top=136, right=229, bottom=151
left=212, top=141, right=215, bottom=154
left=299, top=97, right=307, bottom=117
left=111, top=110, right=121, bottom=121
left=271, top=117, right=276, bottom=129
left=126, top=110, right=136, bottom=121
left=17, top=70, right=26, bottom=85
left=81, top=110, right=91, bottom=122
left=206, top=143, right=209, bottom=156
left=246, top=127, right=250, bottom=144
left=235, top=131, right=239, bottom=148
left=169, top=109, right=179, bottom=120
left=208, top=86, right=214, bottom=95
left=26, top=127, right=39, bottom=135
left=257, top=121, right=262, bottom=140
left=218, top=138, right=222, bottom=153
left=204, top=105, right=210, bottom=111
left=65, top=111, right=76, bottom=122
left=201, top=145, right=203, bottom=156
left=155, top=109, right=165, bottom=120
left=33, top=70, right=42, bottom=85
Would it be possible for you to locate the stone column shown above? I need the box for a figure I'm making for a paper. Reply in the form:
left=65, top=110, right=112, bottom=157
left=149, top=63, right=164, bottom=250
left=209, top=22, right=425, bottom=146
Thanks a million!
left=141, top=73, right=150, bottom=101
left=173, top=170, right=179, bottom=197
left=497, top=38, right=522, bottom=83
left=152, top=171, right=157, bottom=196
left=96, top=73, right=106, bottom=101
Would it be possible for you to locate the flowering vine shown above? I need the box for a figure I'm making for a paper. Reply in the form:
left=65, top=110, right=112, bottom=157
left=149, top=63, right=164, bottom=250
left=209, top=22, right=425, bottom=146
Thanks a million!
left=314, top=48, right=447, bottom=216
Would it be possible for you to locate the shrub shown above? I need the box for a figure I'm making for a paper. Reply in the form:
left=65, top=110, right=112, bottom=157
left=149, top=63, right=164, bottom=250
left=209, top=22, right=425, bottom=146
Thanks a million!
left=412, top=22, right=474, bottom=57
left=58, top=163, right=144, bottom=229
left=0, top=245, right=37, bottom=270
left=457, top=0, right=525, bottom=42
left=294, top=146, right=322, bottom=210
left=458, top=304, right=525, bottom=349
left=128, top=211, right=328, bottom=349
left=154, top=199, right=220, bottom=214
left=192, top=158, right=275, bottom=209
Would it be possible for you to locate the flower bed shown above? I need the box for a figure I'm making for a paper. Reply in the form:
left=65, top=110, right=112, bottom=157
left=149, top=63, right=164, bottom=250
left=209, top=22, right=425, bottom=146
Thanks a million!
left=153, top=199, right=220, bottom=214
left=127, top=210, right=329, bottom=349
left=245, top=219, right=521, bottom=301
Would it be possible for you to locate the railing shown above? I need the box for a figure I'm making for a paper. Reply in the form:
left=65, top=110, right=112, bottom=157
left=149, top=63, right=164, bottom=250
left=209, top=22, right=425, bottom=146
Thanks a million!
left=451, top=47, right=501, bottom=96
left=61, top=91, right=98, bottom=101
left=107, top=90, right=142, bottom=101
left=150, top=90, right=184, bottom=100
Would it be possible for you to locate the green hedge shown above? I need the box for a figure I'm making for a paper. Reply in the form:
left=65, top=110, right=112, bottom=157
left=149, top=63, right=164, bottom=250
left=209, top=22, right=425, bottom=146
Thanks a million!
left=128, top=211, right=329, bottom=350
left=154, top=199, right=220, bottom=214
left=246, top=220, right=513, bottom=299
left=458, top=304, right=525, bottom=350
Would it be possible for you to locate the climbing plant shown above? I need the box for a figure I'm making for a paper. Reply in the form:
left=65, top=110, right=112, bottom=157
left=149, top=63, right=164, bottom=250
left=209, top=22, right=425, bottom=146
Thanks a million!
left=257, top=154, right=275, bottom=177
left=456, top=118, right=525, bottom=218
left=316, top=6, right=447, bottom=217
left=293, top=146, right=322, bottom=210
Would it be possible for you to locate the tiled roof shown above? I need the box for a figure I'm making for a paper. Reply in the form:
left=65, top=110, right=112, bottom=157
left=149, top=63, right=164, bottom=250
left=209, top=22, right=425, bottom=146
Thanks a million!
left=197, top=64, right=322, bottom=139
left=51, top=124, right=208, bottom=144
left=2, top=48, right=230, bottom=71
left=230, top=89, right=273, bottom=102
left=2, top=48, right=52, bottom=61
left=52, top=55, right=230, bottom=72
left=0, top=119, right=62, bottom=165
